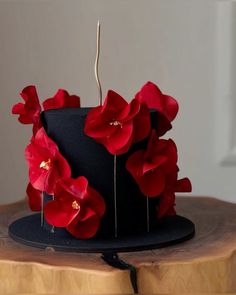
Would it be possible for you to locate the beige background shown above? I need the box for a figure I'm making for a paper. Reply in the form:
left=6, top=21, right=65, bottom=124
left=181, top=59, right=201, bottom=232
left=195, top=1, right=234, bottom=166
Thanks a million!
left=0, top=0, right=236, bottom=204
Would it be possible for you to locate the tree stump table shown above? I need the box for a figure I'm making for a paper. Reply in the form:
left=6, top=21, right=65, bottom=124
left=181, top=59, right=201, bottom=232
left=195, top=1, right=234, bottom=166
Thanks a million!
left=0, top=196, right=236, bottom=294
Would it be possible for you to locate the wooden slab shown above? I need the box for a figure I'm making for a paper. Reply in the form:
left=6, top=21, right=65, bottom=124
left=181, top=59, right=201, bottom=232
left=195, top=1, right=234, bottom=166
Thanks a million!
left=0, top=196, right=236, bottom=293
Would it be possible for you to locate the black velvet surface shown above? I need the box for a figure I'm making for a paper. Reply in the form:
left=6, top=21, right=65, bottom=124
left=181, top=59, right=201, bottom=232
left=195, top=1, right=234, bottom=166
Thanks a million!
left=8, top=214, right=195, bottom=253
left=41, top=108, right=160, bottom=238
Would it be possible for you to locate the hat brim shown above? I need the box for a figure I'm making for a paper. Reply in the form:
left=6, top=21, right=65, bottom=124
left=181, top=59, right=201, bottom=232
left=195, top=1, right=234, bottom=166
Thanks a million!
left=8, top=214, right=195, bottom=253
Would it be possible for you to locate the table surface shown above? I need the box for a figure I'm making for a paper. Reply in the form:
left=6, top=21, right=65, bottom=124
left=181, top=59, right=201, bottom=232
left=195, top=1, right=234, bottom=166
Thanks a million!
left=0, top=196, right=236, bottom=294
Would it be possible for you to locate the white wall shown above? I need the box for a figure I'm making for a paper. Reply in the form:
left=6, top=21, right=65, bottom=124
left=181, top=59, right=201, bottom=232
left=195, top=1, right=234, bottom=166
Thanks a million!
left=0, top=0, right=236, bottom=204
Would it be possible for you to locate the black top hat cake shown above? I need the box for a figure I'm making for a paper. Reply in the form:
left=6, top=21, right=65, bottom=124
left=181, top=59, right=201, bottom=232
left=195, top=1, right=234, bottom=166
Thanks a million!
left=10, top=80, right=194, bottom=251
left=9, top=24, right=194, bottom=262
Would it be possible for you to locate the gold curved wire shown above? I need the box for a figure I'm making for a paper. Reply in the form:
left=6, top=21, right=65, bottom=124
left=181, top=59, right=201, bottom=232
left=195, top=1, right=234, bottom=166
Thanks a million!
left=95, top=21, right=102, bottom=105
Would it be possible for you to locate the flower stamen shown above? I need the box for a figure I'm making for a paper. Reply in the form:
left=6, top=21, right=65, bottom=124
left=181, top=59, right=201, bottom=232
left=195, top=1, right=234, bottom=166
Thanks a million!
left=39, top=159, right=51, bottom=170
left=109, top=120, right=123, bottom=128
left=72, top=200, right=80, bottom=210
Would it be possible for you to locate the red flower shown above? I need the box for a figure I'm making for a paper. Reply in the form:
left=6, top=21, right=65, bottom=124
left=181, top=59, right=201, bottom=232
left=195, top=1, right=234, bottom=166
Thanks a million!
left=44, top=176, right=106, bottom=239
left=126, top=130, right=178, bottom=197
left=84, top=90, right=151, bottom=155
left=135, top=81, right=179, bottom=136
left=157, top=171, right=192, bottom=218
left=43, top=89, right=80, bottom=110
left=12, top=85, right=42, bottom=134
left=25, top=127, right=71, bottom=195
left=26, top=182, right=42, bottom=212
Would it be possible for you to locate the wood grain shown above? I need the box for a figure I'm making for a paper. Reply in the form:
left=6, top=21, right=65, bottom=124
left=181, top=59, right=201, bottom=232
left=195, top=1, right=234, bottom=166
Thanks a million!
left=0, top=196, right=236, bottom=294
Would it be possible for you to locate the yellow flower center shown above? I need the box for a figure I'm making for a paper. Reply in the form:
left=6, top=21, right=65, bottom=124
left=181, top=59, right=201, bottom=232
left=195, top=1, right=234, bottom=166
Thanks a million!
left=39, top=159, right=51, bottom=170
left=109, top=120, right=123, bottom=128
left=72, top=200, right=80, bottom=210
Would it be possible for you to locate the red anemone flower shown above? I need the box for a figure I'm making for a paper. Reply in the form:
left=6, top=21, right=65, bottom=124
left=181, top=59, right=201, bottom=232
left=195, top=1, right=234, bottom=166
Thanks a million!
left=12, top=85, right=42, bottom=134
left=157, top=171, right=192, bottom=218
left=25, top=127, right=71, bottom=195
left=43, top=89, right=80, bottom=110
left=26, top=182, right=42, bottom=212
left=84, top=90, right=151, bottom=155
left=44, top=176, right=106, bottom=239
left=135, top=81, right=179, bottom=136
left=126, top=130, right=178, bottom=197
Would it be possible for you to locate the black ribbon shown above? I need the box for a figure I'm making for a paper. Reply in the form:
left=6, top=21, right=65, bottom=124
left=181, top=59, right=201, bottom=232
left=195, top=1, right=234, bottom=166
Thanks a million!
left=101, top=252, right=138, bottom=294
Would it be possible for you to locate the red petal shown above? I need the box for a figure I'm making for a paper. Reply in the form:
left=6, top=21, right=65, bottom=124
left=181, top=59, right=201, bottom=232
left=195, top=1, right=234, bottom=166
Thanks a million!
left=20, top=85, right=40, bottom=105
left=102, top=90, right=127, bottom=116
left=67, top=211, right=100, bottom=239
left=43, top=89, right=80, bottom=110
left=12, top=102, right=25, bottom=115
left=145, top=135, right=178, bottom=175
left=44, top=198, right=79, bottom=227
left=27, top=157, right=52, bottom=194
left=43, top=170, right=58, bottom=195
left=54, top=176, right=105, bottom=218
left=135, top=81, right=178, bottom=136
left=45, top=176, right=105, bottom=237
left=26, top=183, right=42, bottom=211
left=164, top=170, right=178, bottom=190
left=162, top=95, right=179, bottom=122
left=22, top=86, right=41, bottom=121
left=127, top=130, right=179, bottom=196
left=157, top=192, right=176, bottom=218
left=127, top=150, right=165, bottom=196
left=144, top=129, right=159, bottom=158
left=118, top=98, right=140, bottom=121
left=18, top=115, right=34, bottom=125
left=84, top=106, right=114, bottom=139
left=85, top=90, right=150, bottom=155
left=25, top=143, right=51, bottom=192
left=53, top=152, right=71, bottom=179
left=126, top=150, right=145, bottom=179
left=34, top=127, right=58, bottom=155
left=25, top=128, right=71, bottom=194
left=156, top=114, right=173, bottom=137
left=111, top=121, right=133, bottom=148
left=175, top=177, right=192, bottom=192
left=132, top=103, right=151, bottom=142
left=12, top=85, right=41, bottom=125
left=43, top=155, right=71, bottom=195
left=25, top=140, right=49, bottom=168
left=86, top=187, right=106, bottom=218
left=94, top=121, right=134, bottom=155
left=32, top=119, right=43, bottom=135
left=55, top=176, right=88, bottom=201
left=139, top=169, right=165, bottom=197
left=142, top=156, right=167, bottom=174
left=105, top=134, right=133, bottom=155
left=157, top=139, right=178, bottom=174
left=67, top=95, right=81, bottom=107
left=166, top=139, right=178, bottom=163
left=135, top=81, right=164, bottom=111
